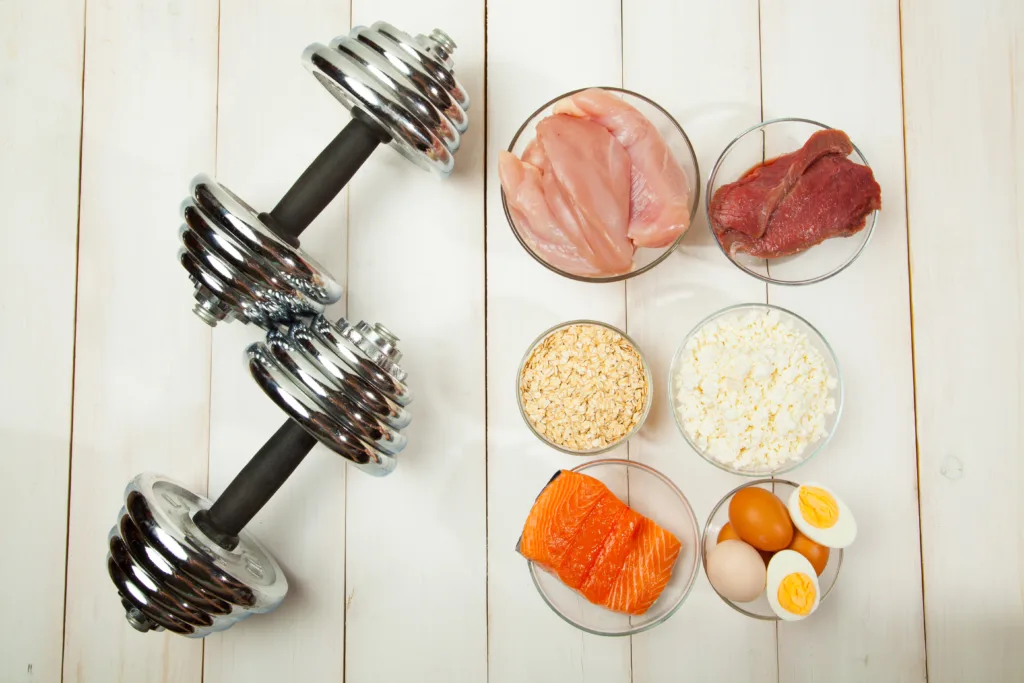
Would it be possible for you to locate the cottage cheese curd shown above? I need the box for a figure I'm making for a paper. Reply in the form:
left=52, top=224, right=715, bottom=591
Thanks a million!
left=673, top=308, right=837, bottom=472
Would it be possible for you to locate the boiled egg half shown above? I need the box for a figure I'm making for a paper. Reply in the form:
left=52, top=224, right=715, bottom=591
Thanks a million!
left=787, top=482, right=857, bottom=549
left=766, top=550, right=820, bottom=621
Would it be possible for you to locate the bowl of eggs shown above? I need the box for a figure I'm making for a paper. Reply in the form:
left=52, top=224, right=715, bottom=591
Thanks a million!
left=700, top=479, right=857, bottom=620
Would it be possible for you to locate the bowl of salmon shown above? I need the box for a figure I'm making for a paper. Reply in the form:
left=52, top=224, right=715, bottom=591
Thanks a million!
left=518, top=459, right=701, bottom=636
left=706, top=118, right=881, bottom=285
left=499, top=86, right=700, bottom=282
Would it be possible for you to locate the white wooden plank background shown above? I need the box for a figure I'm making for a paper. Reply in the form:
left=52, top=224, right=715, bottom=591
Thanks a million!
left=0, top=2, right=83, bottom=682
left=0, top=0, right=1020, bottom=681
left=902, top=1, right=1024, bottom=681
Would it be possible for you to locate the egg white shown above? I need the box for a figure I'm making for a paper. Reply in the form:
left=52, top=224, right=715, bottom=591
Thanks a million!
left=766, top=549, right=821, bottom=621
left=787, top=482, right=857, bottom=549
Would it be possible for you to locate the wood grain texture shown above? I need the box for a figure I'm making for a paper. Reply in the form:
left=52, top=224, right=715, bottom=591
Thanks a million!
left=902, top=1, right=1024, bottom=681
left=343, top=5, right=487, bottom=683
left=203, top=2, right=350, bottom=681
left=621, top=1, right=778, bottom=681
left=0, top=0, right=1016, bottom=679
left=484, top=0, right=631, bottom=681
left=759, top=1, right=926, bottom=680
left=0, top=1, right=83, bottom=681
left=61, top=1, right=219, bottom=681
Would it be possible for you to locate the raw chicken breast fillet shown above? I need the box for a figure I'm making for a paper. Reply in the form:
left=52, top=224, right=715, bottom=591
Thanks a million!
left=499, top=115, right=634, bottom=276
left=498, top=151, right=604, bottom=276
left=555, top=88, right=692, bottom=248
left=535, top=115, right=634, bottom=273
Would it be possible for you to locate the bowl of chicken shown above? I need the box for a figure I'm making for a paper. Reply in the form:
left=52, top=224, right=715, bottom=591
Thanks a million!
left=499, top=87, right=700, bottom=282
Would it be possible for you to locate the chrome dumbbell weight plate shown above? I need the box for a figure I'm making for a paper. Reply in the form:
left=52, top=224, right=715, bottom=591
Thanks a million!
left=303, top=22, right=470, bottom=175
left=247, top=318, right=412, bottom=476
left=107, top=473, right=288, bottom=637
left=180, top=175, right=343, bottom=328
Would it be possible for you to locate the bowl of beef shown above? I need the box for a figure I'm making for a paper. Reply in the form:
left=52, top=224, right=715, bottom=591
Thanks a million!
left=706, top=118, right=882, bottom=286
left=499, top=87, right=700, bottom=282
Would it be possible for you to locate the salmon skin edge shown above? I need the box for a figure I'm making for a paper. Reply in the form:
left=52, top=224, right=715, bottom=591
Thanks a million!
left=515, top=470, right=564, bottom=555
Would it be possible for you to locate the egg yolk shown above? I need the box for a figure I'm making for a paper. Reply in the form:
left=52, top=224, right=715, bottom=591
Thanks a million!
left=777, top=572, right=816, bottom=616
left=798, top=486, right=839, bottom=529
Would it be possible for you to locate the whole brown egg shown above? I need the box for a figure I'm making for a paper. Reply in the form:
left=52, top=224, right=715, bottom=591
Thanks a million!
left=787, top=529, right=830, bottom=575
left=728, top=487, right=794, bottom=552
left=717, top=522, right=741, bottom=544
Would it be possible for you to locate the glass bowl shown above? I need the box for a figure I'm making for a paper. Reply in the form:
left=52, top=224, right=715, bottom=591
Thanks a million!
left=518, top=320, right=653, bottom=455
left=668, top=303, right=843, bottom=476
left=501, top=86, right=700, bottom=282
left=706, top=118, right=878, bottom=285
left=528, top=459, right=701, bottom=635
left=701, top=478, right=843, bottom=620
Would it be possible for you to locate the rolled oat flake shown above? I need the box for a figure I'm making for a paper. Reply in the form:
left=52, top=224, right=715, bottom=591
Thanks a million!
left=519, top=323, right=649, bottom=452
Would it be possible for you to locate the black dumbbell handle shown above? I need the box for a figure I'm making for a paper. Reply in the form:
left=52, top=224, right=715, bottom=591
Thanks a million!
left=195, top=420, right=316, bottom=548
left=265, top=113, right=391, bottom=244
left=195, top=113, right=390, bottom=549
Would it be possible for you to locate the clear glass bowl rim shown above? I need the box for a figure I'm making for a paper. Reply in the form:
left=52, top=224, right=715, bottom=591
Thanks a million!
left=501, top=85, right=702, bottom=283
left=528, top=458, right=703, bottom=636
left=699, top=477, right=844, bottom=620
left=705, top=116, right=879, bottom=286
left=667, top=302, right=845, bottom=476
left=517, top=319, right=654, bottom=456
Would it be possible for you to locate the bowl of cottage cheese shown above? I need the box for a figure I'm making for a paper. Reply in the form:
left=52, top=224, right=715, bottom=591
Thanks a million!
left=669, top=303, right=842, bottom=475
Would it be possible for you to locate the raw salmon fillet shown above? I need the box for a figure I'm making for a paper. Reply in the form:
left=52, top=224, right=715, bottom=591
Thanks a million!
left=518, top=470, right=682, bottom=615
left=518, top=470, right=606, bottom=568
left=579, top=507, right=644, bottom=604
left=604, top=520, right=682, bottom=615
left=555, top=492, right=626, bottom=590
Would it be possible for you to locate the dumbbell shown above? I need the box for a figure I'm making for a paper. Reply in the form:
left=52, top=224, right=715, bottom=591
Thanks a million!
left=107, top=22, right=467, bottom=637
left=109, top=314, right=411, bottom=636
left=180, top=21, right=469, bottom=328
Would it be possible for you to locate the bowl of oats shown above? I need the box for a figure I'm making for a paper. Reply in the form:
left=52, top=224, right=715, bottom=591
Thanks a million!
left=669, top=303, right=843, bottom=476
left=517, top=320, right=653, bottom=455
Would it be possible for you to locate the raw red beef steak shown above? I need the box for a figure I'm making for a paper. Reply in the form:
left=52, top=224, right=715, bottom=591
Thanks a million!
left=709, top=129, right=881, bottom=259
